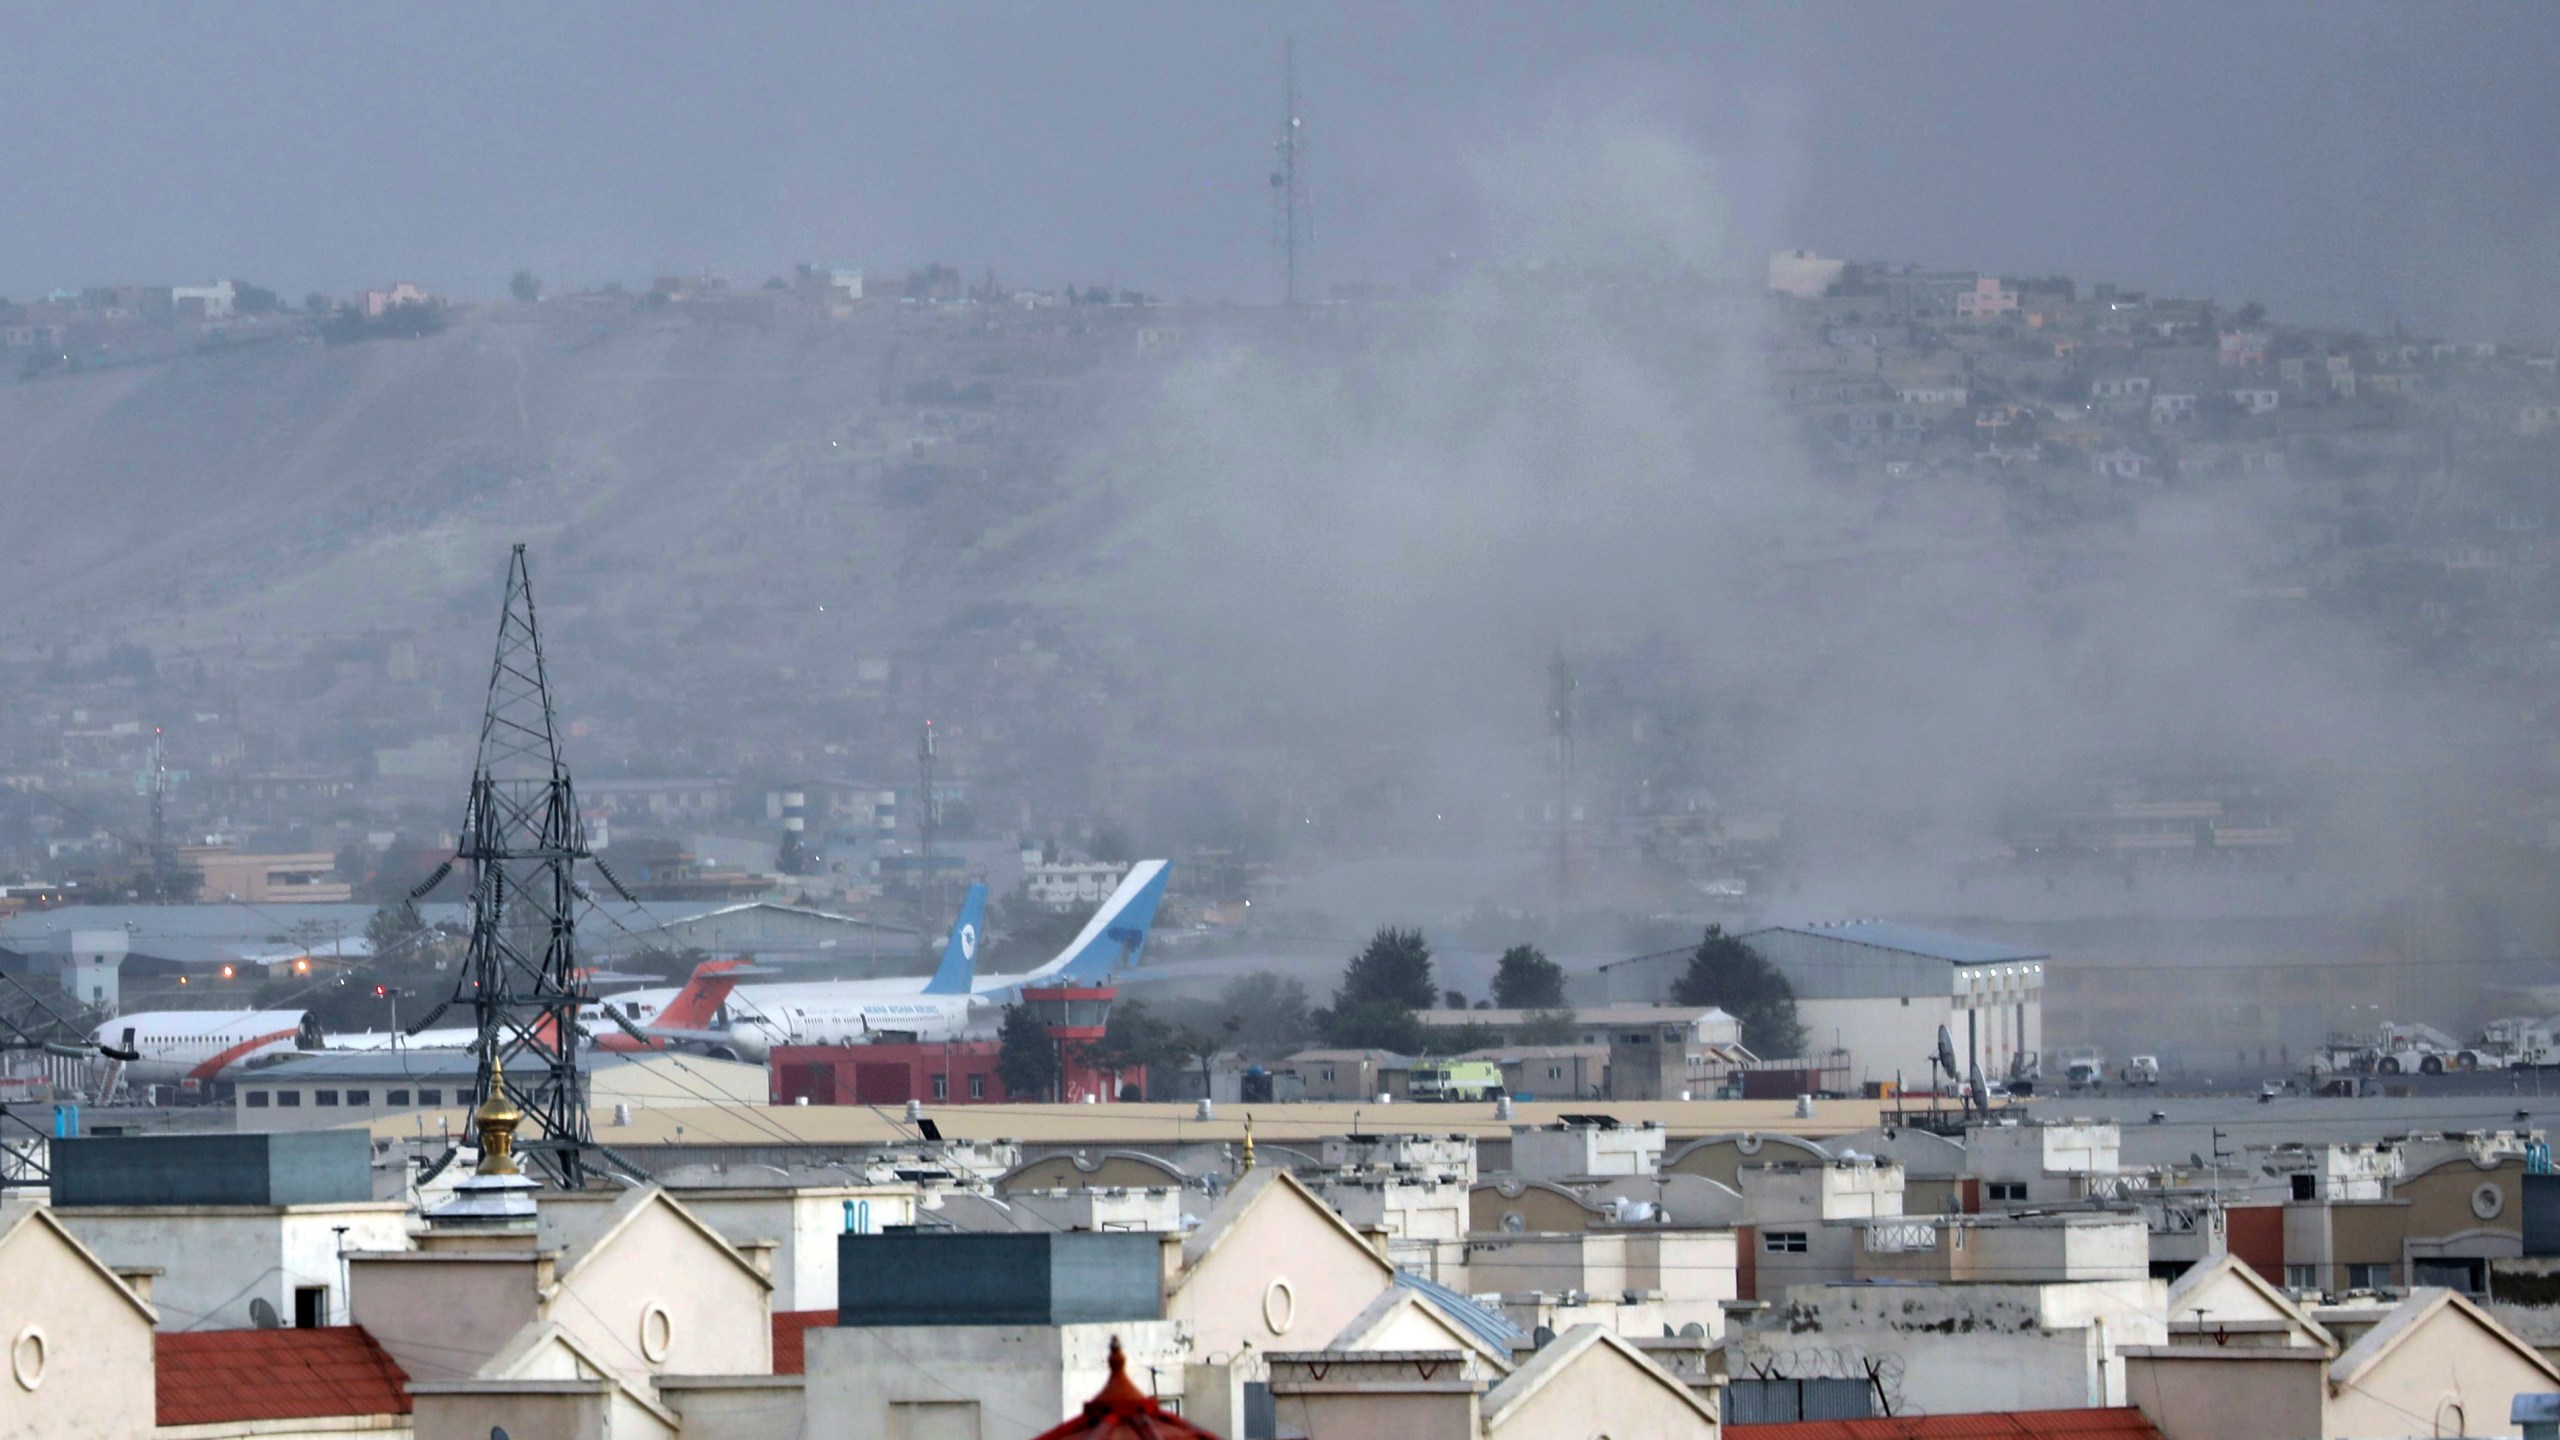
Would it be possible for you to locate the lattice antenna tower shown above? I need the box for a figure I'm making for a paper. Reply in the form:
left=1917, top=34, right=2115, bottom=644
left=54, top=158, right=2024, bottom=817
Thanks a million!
left=917, top=719, right=940, bottom=924
left=1271, top=36, right=1311, bottom=308
left=451, top=544, right=595, bottom=1187
left=1549, top=649, right=1576, bottom=913
left=147, top=727, right=175, bottom=897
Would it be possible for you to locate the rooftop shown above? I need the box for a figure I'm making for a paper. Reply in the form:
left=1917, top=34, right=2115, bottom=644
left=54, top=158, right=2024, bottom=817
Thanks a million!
left=1731, top=1408, right=2163, bottom=1440
left=156, top=1326, right=411, bottom=1427
left=1741, top=921, right=2048, bottom=965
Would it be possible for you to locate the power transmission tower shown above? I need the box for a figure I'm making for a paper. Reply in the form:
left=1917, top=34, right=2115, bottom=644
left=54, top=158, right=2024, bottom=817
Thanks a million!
left=1271, top=36, right=1311, bottom=308
left=448, top=545, right=596, bottom=1187
left=1549, top=649, right=1576, bottom=913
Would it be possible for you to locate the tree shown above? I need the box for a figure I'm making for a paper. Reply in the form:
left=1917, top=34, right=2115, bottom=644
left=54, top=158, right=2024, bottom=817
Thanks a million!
left=1208, top=971, right=1313, bottom=1052
left=996, top=1004, right=1060, bottom=1101
left=1417, top=1020, right=1496, bottom=1056
left=1491, top=944, right=1566, bottom=1009
left=365, top=903, right=427, bottom=965
left=1335, top=927, right=1436, bottom=1011
left=510, top=270, right=543, bottom=305
left=1671, top=925, right=1806, bottom=1059
left=1320, top=999, right=1423, bottom=1054
left=1079, top=999, right=1207, bottom=1101
left=1320, top=927, right=1435, bottom=1050
left=233, top=282, right=281, bottom=315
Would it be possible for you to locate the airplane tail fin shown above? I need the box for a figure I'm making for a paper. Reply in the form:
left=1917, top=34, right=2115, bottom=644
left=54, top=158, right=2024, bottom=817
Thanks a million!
left=921, top=883, right=988, bottom=996
left=989, top=860, right=1169, bottom=995
left=655, top=957, right=754, bottom=1030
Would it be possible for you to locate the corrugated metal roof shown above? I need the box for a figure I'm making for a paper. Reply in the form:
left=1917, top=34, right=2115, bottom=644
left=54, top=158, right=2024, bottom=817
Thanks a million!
left=156, top=1326, right=411, bottom=1426
left=1742, top=921, right=2046, bottom=966
left=1395, top=1268, right=1529, bottom=1351
left=1731, top=1407, right=2162, bottom=1440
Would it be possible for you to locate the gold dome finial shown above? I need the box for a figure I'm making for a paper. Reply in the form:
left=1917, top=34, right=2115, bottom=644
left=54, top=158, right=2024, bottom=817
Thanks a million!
left=1240, top=1114, right=1255, bottom=1173
left=474, top=1054, right=525, bottom=1177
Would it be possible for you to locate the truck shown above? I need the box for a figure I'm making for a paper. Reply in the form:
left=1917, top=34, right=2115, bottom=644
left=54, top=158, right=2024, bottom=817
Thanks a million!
left=2119, top=1055, right=2161, bottom=1086
left=2062, top=1052, right=2107, bottom=1091
left=1408, top=1061, right=1504, bottom=1103
left=2474, top=1017, right=2560, bottom=1069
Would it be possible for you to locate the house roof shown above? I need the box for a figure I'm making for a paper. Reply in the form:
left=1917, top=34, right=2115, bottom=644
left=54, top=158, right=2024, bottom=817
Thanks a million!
left=0, top=1203, right=158, bottom=1325
left=156, top=1326, right=412, bottom=1426
left=541, top=1184, right=774, bottom=1293
left=771, top=1309, right=834, bottom=1375
left=1394, top=1269, right=1531, bottom=1353
left=2165, top=1252, right=2333, bottom=1351
left=2328, top=1287, right=2560, bottom=1391
left=1177, top=1168, right=1395, bottom=1284
left=1730, top=1409, right=2164, bottom=1440
left=1481, top=1323, right=1715, bottom=1432
left=1028, top=1336, right=1220, bottom=1439
left=1739, top=922, right=2046, bottom=965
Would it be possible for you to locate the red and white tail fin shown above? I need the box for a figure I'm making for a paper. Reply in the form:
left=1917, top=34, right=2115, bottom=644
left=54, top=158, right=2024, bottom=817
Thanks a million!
left=655, top=958, right=751, bottom=1031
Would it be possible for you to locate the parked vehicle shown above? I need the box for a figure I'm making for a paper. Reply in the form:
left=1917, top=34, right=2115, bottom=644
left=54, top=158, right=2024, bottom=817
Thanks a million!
left=2120, top=1055, right=2161, bottom=1086
left=2064, top=1055, right=2107, bottom=1091
left=1409, top=1061, right=1504, bottom=1102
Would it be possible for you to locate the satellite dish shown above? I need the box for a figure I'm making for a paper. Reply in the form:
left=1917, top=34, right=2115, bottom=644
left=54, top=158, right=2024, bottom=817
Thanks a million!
left=492, top=1429, right=513, bottom=1440
left=1532, top=1326, right=1557, bottom=1347
left=1967, top=1060, right=1987, bottom=1114
left=249, top=1298, right=282, bottom=1329
left=1935, top=1026, right=1960, bottom=1078
left=1680, top=1321, right=1708, bottom=1339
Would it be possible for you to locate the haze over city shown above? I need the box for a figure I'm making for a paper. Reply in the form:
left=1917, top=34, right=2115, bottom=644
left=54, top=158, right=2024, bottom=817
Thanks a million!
left=7, top=11, right=2560, bottom=1439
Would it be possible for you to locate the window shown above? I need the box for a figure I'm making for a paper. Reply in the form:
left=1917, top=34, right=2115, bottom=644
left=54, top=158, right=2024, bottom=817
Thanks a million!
left=1986, top=1181, right=2028, bottom=1202
left=932, top=1074, right=949, bottom=1101
left=968, top=1075, right=985, bottom=1099
left=245, top=1091, right=270, bottom=1109
left=1547, top=1065, right=1564, bottom=1080
left=277, top=1091, right=302, bottom=1108
left=2290, top=1173, right=2316, bottom=1201
left=1321, top=1068, right=1335, bottom=1083
left=314, top=1090, right=340, bottom=1107
left=419, top=1089, right=442, bottom=1106
left=1764, top=1231, right=1809, bottom=1253
left=1900, top=997, right=1911, bottom=1007
left=293, top=1286, right=327, bottom=1328
left=2347, top=1263, right=2393, bottom=1291
left=344, top=1090, right=370, bottom=1106
left=2285, top=1265, right=2319, bottom=1291
left=386, top=1090, right=410, bottom=1106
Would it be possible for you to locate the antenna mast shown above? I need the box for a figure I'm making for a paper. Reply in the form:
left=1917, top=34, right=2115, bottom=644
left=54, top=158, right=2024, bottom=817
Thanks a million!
left=1549, top=649, right=1576, bottom=913
left=146, top=727, right=175, bottom=898
left=917, top=720, right=940, bottom=924
left=450, top=545, right=595, bottom=1187
left=1271, top=36, right=1310, bottom=308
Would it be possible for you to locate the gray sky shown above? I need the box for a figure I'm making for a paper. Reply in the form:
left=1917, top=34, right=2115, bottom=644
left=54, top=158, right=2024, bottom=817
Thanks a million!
left=4, top=1, right=2556, bottom=335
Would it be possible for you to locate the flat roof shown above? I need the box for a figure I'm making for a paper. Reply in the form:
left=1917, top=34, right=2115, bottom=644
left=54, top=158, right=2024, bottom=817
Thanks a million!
left=1740, top=921, right=2048, bottom=966
left=360, top=1098, right=1891, bottom=1148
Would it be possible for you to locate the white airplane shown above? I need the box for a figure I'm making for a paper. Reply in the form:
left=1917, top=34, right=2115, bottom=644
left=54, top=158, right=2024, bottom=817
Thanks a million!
left=605, top=862, right=1170, bottom=1061
left=91, top=1010, right=319, bottom=1089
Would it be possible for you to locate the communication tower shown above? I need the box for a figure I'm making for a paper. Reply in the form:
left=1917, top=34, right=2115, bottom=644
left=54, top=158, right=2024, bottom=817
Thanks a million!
left=1271, top=37, right=1311, bottom=308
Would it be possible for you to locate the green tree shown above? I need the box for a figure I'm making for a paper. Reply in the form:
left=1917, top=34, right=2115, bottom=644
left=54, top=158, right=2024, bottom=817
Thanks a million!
left=1320, top=999, right=1423, bottom=1054
left=995, top=1003, right=1060, bottom=1101
left=1080, top=999, right=1209, bottom=1100
left=1491, top=944, right=1566, bottom=1009
left=1417, top=1021, right=1496, bottom=1056
left=1197, top=971, right=1312, bottom=1053
left=1671, top=925, right=1806, bottom=1058
left=1335, top=927, right=1436, bottom=1010
left=510, top=271, right=543, bottom=304
left=365, top=903, right=427, bottom=965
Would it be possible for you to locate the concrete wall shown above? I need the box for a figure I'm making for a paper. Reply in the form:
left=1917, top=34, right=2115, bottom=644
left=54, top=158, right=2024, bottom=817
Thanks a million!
left=1798, top=994, right=1956, bottom=1087
left=2325, top=1303, right=2557, bottom=1440
left=1760, top=1279, right=2165, bottom=1414
left=55, top=1201, right=411, bottom=1330
left=1172, top=1188, right=1395, bottom=1359
left=674, top=1186, right=916, bottom=1312
left=1484, top=1335, right=1713, bottom=1439
left=0, top=1211, right=156, bottom=1440
left=350, top=1253, right=545, bottom=1383
left=2125, top=1350, right=2329, bottom=1440
left=804, top=1321, right=1187, bottom=1440
left=556, top=1198, right=770, bottom=1380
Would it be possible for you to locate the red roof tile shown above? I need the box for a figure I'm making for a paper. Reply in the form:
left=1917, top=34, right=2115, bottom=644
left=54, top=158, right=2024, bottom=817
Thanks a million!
left=1732, top=1409, right=2164, bottom=1440
left=156, top=1327, right=412, bottom=1427
left=773, top=1309, right=836, bottom=1375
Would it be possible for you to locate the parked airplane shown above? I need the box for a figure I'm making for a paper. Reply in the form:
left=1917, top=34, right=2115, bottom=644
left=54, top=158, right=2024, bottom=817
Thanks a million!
left=323, top=956, right=754, bottom=1056
left=610, top=863, right=1167, bottom=1060
left=91, top=1009, right=320, bottom=1089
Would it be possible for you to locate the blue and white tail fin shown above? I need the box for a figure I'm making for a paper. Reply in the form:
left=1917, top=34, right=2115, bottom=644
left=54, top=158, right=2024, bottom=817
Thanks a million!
left=921, top=883, right=988, bottom=996
left=975, top=860, right=1169, bottom=998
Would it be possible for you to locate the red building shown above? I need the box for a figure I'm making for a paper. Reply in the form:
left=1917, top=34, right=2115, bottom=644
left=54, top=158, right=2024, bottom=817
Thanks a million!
left=768, top=985, right=1143, bottom=1105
